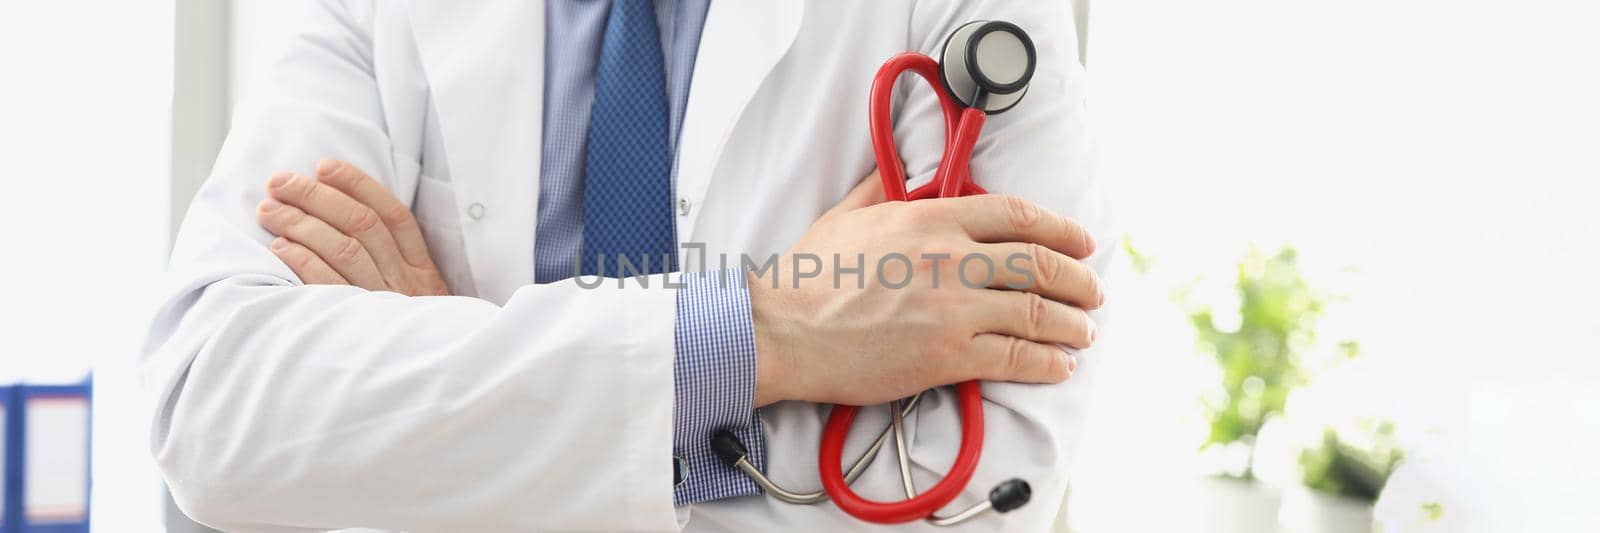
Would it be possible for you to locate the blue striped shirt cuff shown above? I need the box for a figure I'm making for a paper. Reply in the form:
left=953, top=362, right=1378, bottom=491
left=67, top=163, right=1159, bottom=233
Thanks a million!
left=673, top=268, right=765, bottom=505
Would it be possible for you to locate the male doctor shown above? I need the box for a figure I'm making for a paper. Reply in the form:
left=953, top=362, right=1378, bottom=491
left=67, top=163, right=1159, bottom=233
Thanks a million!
left=145, top=0, right=1111, bottom=531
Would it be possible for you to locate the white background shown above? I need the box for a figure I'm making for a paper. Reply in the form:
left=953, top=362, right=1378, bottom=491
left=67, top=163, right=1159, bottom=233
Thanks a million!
left=1, top=2, right=308, bottom=531
left=1070, top=1, right=1600, bottom=531
left=1, top=2, right=173, bottom=531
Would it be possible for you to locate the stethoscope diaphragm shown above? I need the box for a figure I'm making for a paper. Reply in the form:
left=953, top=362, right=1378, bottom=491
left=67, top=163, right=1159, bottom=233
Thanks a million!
left=940, top=20, right=1037, bottom=114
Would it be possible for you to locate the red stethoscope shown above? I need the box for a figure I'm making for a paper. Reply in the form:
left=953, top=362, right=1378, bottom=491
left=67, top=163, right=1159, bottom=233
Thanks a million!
left=714, top=20, right=1039, bottom=526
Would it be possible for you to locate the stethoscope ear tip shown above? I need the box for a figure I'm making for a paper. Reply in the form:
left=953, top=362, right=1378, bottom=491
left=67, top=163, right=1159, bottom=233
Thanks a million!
left=712, top=430, right=749, bottom=467
left=989, top=478, right=1033, bottom=513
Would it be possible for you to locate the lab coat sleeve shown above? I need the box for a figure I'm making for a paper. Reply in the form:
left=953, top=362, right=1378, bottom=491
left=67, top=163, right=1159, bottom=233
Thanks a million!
left=891, top=0, right=1113, bottom=529
left=141, top=1, right=678, bottom=531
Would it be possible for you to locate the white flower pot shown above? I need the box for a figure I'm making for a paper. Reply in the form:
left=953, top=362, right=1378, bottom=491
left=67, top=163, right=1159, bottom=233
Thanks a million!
left=1278, top=486, right=1375, bottom=533
left=1195, top=477, right=1283, bottom=533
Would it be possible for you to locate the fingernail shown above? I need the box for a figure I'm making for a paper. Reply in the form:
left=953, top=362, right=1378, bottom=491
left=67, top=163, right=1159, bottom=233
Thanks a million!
left=259, top=198, right=281, bottom=212
left=1065, top=353, right=1078, bottom=373
left=1097, top=288, right=1106, bottom=308
left=1087, top=320, right=1099, bottom=345
left=268, top=171, right=293, bottom=188
left=270, top=237, right=289, bottom=250
left=316, top=159, right=342, bottom=177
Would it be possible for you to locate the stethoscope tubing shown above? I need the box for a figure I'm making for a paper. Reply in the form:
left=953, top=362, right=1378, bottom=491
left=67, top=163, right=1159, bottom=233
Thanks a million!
left=869, top=53, right=988, bottom=202
left=820, top=382, right=986, bottom=524
left=810, top=52, right=995, bottom=525
left=720, top=391, right=1001, bottom=526
left=728, top=393, right=924, bottom=505
left=891, top=397, right=998, bottom=526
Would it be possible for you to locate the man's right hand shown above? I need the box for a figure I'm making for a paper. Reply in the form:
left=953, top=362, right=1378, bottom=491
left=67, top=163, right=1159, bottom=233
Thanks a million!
left=750, top=177, right=1102, bottom=407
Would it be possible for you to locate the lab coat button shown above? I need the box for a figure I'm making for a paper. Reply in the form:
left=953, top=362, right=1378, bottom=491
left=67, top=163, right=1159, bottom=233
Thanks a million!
left=467, top=202, right=486, bottom=220
left=678, top=197, right=691, bottom=216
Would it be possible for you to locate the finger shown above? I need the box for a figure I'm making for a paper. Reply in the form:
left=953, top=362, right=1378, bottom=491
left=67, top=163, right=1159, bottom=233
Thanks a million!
left=964, top=333, right=1078, bottom=384
left=268, top=171, right=409, bottom=285
left=824, top=169, right=888, bottom=218
left=314, top=159, right=434, bottom=267
left=967, top=241, right=1104, bottom=309
left=269, top=237, right=348, bottom=285
left=258, top=198, right=387, bottom=289
left=966, top=290, right=1098, bottom=349
left=929, top=195, right=1096, bottom=260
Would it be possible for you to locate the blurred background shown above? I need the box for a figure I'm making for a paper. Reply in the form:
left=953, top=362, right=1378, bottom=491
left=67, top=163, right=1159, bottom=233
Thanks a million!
left=2, top=1, right=1596, bottom=531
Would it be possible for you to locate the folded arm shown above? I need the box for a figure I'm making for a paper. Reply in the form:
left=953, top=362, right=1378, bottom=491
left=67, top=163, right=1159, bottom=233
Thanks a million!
left=702, top=1, right=1113, bottom=530
left=145, top=2, right=679, bottom=531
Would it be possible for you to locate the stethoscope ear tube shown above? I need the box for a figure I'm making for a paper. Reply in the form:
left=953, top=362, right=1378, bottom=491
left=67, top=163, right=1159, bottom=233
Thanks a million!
left=711, top=394, right=929, bottom=506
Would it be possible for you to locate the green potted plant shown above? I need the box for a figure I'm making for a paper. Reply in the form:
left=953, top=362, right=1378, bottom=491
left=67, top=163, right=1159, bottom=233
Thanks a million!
left=1135, top=241, right=1400, bottom=533
left=1177, top=246, right=1327, bottom=532
left=1187, top=247, right=1321, bottom=478
left=1182, top=247, right=1402, bottom=533
left=1277, top=418, right=1404, bottom=532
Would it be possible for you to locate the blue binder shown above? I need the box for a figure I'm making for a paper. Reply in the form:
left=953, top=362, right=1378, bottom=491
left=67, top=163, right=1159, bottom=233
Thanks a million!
left=1, top=378, right=91, bottom=533
left=2, top=383, right=15, bottom=533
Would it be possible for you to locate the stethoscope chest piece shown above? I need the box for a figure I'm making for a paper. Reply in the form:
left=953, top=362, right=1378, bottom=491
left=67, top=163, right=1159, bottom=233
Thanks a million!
left=940, top=20, right=1037, bottom=114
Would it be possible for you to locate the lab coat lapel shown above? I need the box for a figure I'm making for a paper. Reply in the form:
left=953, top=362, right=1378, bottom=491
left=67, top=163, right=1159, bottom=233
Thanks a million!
left=407, top=0, right=544, bottom=305
left=675, top=1, right=805, bottom=243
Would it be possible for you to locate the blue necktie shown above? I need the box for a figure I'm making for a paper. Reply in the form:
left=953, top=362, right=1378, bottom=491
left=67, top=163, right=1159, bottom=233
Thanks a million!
left=581, top=0, right=677, bottom=276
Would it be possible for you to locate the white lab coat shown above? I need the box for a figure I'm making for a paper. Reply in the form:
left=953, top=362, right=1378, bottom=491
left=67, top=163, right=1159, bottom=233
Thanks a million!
left=143, top=0, right=1112, bottom=531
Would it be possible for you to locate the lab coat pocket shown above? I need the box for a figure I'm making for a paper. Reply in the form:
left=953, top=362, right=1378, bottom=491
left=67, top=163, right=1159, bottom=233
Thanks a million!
left=413, top=174, right=479, bottom=297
